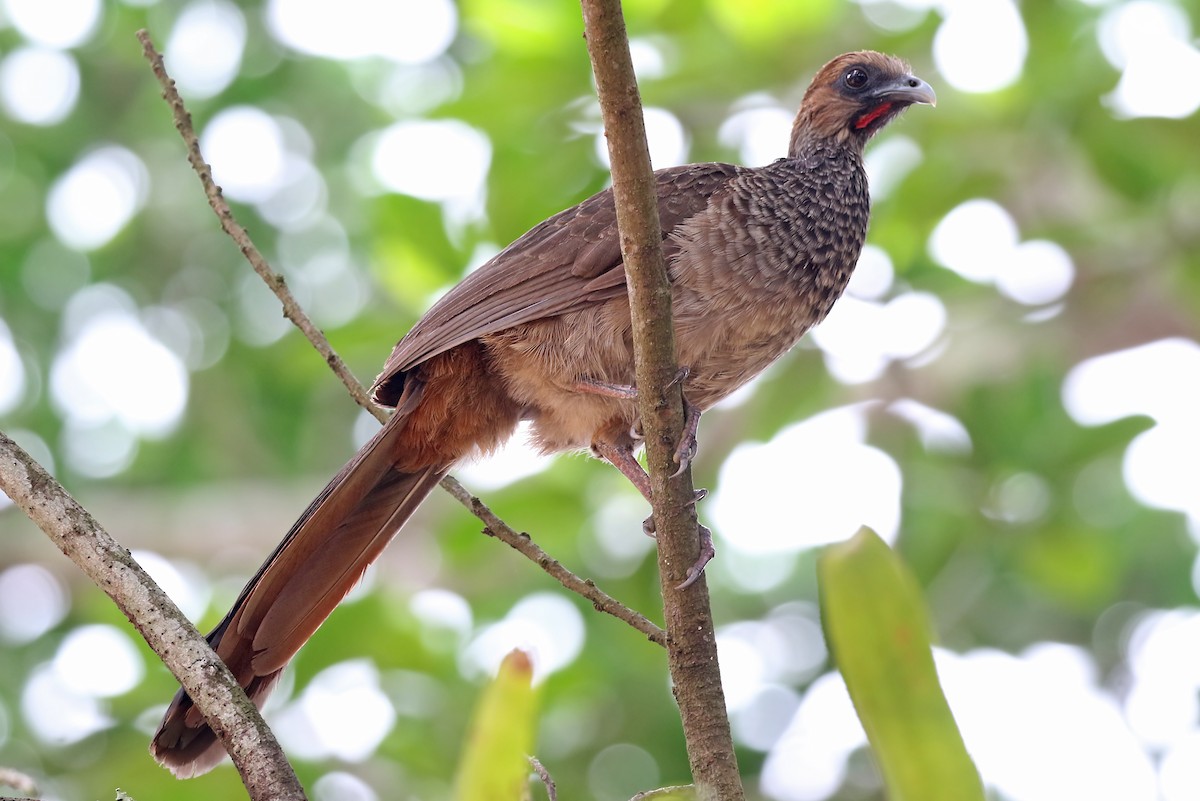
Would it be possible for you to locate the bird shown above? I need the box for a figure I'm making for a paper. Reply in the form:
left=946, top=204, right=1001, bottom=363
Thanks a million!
left=151, top=50, right=934, bottom=776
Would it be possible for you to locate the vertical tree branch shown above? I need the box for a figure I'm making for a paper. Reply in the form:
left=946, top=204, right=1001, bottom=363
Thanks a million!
left=577, top=3, right=744, bottom=800
left=0, top=432, right=306, bottom=801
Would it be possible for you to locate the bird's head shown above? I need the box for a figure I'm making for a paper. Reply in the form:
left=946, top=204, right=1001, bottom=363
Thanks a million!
left=789, top=51, right=935, bottom=157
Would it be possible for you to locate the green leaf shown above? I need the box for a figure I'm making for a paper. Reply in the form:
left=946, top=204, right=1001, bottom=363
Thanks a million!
left=452, top=649, right=539, bottom=801
left=819, top=528, right=985, bottom=801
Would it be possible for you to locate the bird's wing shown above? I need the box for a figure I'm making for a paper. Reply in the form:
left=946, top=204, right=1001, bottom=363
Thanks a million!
left=371, top=162, right=746, bottom=405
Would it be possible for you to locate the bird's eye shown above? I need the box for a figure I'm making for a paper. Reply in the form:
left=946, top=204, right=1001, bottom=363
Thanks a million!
left=844, top=67, right=869, bottom=89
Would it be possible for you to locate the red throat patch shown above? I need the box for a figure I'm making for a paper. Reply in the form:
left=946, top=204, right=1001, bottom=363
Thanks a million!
left=854, top=102, right=893, bottom=130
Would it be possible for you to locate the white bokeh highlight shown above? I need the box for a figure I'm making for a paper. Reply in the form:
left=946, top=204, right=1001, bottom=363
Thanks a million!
left=370, top=119, right=491, bottom=221
left=845, top=245, right=894, bottom=301
left=864, top=135, right=924, bottom=201
left=933, top=0, right=1028, bottom=93
left=410, top=588, right=474, bottom=642
left=764, top=644, right=1160, bottom=801
left=718, top=102, right=794, bottom=166
left=718, top=607, right=827, bottom=720
left=50, top=299, right=189, bottom=437
left=1122, top=609, right=1200, bottom=750
left=0, top=319, right=25, bottom=415
left=21, top=664, right=111, bottom=744
left=165, top=0, right=248, bottom=99
left=52, top=625, right=144, bottom=698
left=0, top=46, right=80, bottom=125
left=813, top=291, right=947, bottom=383
left=1098, top=1, right=1200, bottom=119
left=46, top=146, right=149, bottom=251
left=273, top=660, right=396, bottom=762
left=930, top=198, right=1018, bottom=283
left=1062, top=338, right=1200, bottom=526
left=456, top=421, right=550, bottom=490
left=888, top=398, right=973, bottom=454
left=314, top=772, right=379, bottom=801
left=46, top=284, right=189, bottom=474
left=0, top=564, right=68, bottom=644
left=761, top=672, right=864, bottom=801
left=941, top=644, right=1157, bottom=801
left=3, top=0, right=101, bottom=48
left=461, top=593, right=585, bottom=683
left=267, top=0, right=457, bottom=64
left=133, top=550, right=211, bottom=622
left=929, top=198, right=1074, bottom=305
left=202, top=107, right=288, bottom=203
left=710, top=405, right=901, bottom=554
left=996, top=240, right=1075, bottom=306
left=595, top=106, right=689, bottom=170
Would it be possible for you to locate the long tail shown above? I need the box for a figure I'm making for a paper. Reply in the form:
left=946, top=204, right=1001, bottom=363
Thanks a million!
left=150, top=411, right=446, bottom=777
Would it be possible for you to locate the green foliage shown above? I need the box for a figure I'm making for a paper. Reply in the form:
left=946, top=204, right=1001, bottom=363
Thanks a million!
left=452, top=649, right=537, bottom=801
left=820, top=528, right=984, bottom=801
left=1, top=2, right=1198, bottom=801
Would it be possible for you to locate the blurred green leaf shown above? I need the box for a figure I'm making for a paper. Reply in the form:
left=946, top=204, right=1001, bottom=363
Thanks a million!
left=452, top=649, right=538, bottom=801
left=819, top=528, right=984, bottom=801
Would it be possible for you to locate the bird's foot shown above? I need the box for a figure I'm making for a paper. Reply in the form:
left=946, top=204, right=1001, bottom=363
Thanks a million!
left=671, top=398, right=702, bottom=477
left=593, top=439, right=653, bottom=500
left=574, top=366, right=690, bottom=402
left=676, top=525, right=715, bottom=590
left=641, top=488, right=707, bottom=536
left=666, top=365, right=690, bottom=389
left=573, top=376, right=638, bottom=400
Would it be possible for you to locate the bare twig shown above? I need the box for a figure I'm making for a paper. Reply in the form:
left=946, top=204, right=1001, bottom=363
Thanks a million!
left=136, top=30, right=374, bottom=417
left=446, top=480, right=666, bottom=645
left=527, top=756, right=558, bottom=801
left=0, top=433, right=305, bottom=801
left=135, top=30, right=664, bottom=647
left=630, top=787, right=696, bottom=801
left=578, top=2, right=744, bottom=800
left=0, top=766, right=38, bottom=796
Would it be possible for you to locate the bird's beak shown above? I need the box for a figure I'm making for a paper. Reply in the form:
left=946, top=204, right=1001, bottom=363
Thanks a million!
left=872, top=75, right=937, bottom=108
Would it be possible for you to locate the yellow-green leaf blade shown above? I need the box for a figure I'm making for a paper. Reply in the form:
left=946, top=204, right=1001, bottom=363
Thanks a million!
left=452, top=648, right=538, bottom=801
left=819, top=527, right=984, bottom=801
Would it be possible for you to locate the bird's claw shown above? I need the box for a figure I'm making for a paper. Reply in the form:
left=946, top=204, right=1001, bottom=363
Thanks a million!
left=671, top=396, right=702, bottom=476
left=670, top=438, right=698, bottom=477
left=642, top=489, right=707, bottom=535
left=675, top=525, right=715, bottom=590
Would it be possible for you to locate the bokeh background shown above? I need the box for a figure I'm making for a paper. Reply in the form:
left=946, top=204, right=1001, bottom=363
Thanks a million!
left=2, top=0, right=1200, bottom=799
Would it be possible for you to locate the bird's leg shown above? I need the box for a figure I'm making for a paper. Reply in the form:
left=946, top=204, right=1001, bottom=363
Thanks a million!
left=575, top=368, right=701, bottom=477
left=591, top=438, right=653, bottom=502
left=592, top=437, right=713, bottom=589
left=584, top=371, right=712, bottom=587
left=591, top=438, right=706, bottom=525
left=573, top=376, right=639, bottom=400
left=572, top=366, right=690, bottom=401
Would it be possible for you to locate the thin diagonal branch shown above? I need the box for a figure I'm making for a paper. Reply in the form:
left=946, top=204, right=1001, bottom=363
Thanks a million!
left=442, top=479, right=666, bottom=645
left=0, top=766, right=39, bottom=797
left=136, top=29, right=665, bottom=648
left=136, top=30, right=376, bottom=417
left=0, top=432, right=305, bottom=801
